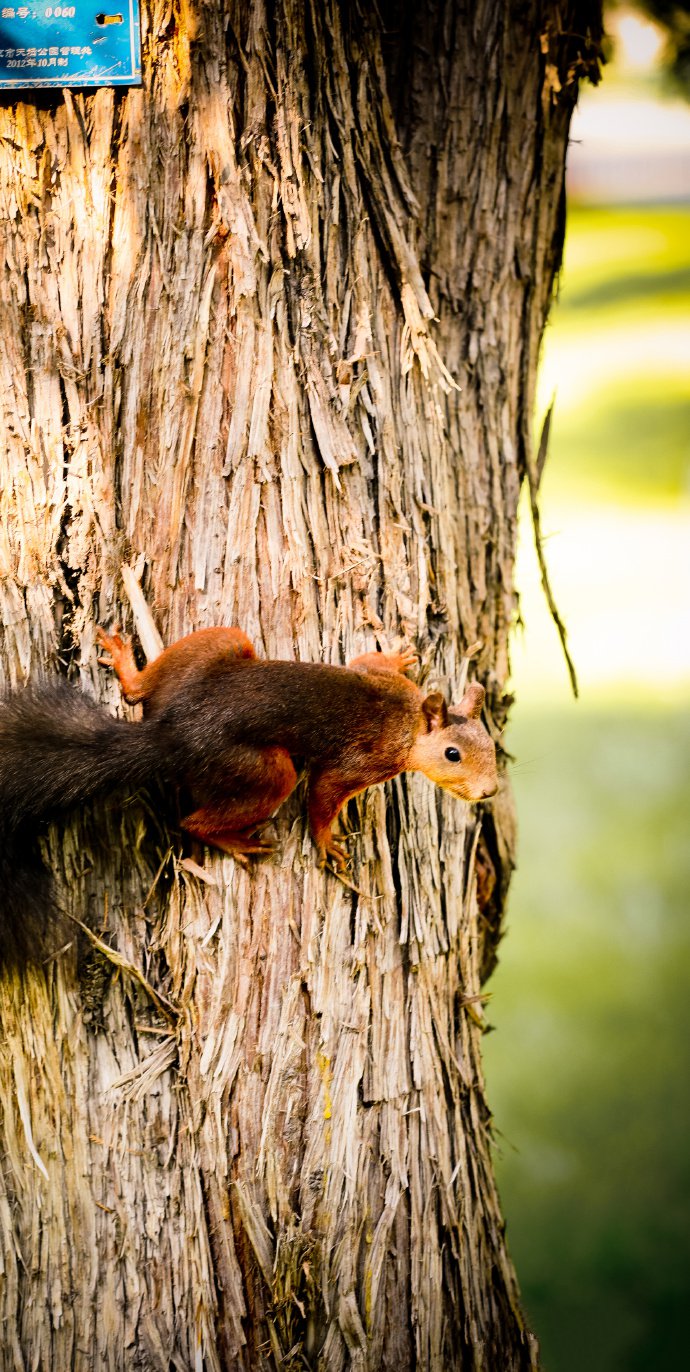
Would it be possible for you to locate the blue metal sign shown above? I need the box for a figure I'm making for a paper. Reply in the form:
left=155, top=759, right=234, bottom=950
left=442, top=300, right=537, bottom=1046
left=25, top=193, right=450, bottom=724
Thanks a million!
left=0, top=2, right=141, bottom=89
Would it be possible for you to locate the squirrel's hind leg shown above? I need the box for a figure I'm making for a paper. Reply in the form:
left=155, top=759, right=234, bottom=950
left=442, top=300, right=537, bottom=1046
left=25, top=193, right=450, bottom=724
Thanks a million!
left=96, top=627, right=147, bottom=703
left=181, top=747, right=298, bottom=864
left=216, top=627, right=256, bottom=659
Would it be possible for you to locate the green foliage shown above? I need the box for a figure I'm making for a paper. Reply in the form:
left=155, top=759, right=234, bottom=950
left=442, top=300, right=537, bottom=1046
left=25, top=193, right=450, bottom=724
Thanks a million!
left=490, top=198, right=690, bottom=1366
left=631, top=1, right=690, bottom=91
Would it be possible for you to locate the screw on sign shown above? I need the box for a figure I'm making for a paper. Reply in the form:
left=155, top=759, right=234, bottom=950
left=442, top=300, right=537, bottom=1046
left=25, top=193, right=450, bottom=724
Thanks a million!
left=0, top=1, right=140, bottom=87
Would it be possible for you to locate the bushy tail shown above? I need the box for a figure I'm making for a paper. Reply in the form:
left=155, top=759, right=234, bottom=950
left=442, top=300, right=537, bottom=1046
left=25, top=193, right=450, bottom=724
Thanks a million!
left=0, top=681, right=167, bottom=965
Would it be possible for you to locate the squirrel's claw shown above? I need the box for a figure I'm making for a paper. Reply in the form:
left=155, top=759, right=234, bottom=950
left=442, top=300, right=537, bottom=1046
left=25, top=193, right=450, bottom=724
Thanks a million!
left=398, top=646, right=419, bottom=672
left=317, top=839, right=350, bottom=872
left=96, top=625, right=128, bottom=654
left=212, top=835, right=277, bottom=862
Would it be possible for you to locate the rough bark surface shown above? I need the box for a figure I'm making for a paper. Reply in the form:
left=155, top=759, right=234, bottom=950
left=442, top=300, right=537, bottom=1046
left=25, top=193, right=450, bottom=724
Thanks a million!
left=0, top=2, right=601, bottom=1368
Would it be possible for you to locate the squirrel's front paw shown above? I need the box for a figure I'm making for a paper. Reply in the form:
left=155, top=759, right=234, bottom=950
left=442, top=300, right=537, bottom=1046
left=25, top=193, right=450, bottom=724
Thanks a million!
left=397, top=645, right=419, bottom=673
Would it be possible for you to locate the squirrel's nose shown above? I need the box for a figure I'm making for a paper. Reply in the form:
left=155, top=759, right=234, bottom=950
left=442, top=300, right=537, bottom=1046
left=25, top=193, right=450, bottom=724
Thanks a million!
left=481, top=783, right=497, bottom=799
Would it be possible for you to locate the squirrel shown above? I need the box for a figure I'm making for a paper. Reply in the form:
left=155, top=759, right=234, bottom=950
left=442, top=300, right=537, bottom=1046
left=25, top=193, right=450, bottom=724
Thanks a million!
left=0, top=624, right=497, bottom=961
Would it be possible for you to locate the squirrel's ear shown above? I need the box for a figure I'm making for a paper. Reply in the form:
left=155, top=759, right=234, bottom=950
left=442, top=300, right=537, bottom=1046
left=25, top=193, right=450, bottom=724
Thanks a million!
left=457, top=682, right=485, bottom=719
left=422, top=691, right=449, bottom=731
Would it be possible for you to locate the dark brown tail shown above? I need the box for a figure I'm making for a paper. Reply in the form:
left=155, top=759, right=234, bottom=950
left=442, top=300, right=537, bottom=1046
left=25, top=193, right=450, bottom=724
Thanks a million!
left=0, top=681, right=168, bottom=965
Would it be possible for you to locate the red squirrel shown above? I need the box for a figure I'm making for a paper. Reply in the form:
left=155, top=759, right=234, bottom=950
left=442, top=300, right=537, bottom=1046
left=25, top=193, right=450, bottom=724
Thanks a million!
left=94, top=626, right=497, bottom=869
left=0, top=625, right=496, bottom=960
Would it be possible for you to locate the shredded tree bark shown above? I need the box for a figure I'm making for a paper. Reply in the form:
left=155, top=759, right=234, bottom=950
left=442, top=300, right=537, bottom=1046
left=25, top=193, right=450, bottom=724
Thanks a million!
left=0, top=2, right=602, bottom=1368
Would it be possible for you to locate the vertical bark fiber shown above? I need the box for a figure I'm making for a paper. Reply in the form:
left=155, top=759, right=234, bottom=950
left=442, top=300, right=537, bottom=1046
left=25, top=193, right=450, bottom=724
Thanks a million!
left=0, top=3, right=601, bottom=1368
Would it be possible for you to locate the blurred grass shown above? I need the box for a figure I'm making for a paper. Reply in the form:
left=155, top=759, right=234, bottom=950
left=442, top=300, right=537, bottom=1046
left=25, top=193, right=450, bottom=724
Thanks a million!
left=486, top=201, right=690, bottom=1368
left=485, top=706, right=690, bottom=1372
left=537, top=205, right=690, bottom=503
left=557, top=206, right=690, bottom=308
left=545, top=384, right=689, bottom=501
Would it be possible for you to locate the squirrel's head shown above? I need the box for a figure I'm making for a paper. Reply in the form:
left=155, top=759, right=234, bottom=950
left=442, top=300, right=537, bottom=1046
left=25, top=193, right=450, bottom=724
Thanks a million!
left=407, top=683, right=498, bottom=802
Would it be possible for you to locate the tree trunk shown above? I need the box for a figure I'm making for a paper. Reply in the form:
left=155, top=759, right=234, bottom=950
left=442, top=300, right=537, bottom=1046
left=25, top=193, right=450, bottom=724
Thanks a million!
left=0, top=3, right=601, bottom=1368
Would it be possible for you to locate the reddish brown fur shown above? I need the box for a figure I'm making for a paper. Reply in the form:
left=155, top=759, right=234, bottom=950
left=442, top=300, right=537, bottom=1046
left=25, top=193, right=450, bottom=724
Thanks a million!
left=97, top=626, right=497, bottom=868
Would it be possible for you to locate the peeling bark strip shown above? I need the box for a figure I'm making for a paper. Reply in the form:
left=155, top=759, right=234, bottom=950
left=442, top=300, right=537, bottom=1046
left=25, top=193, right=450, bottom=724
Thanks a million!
left=0, top=2, right=602, bottom=1369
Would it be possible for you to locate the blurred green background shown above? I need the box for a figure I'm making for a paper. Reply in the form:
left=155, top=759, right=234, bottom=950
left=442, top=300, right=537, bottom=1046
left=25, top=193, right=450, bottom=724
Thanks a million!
left=484, top=11, right=690, bottom=1369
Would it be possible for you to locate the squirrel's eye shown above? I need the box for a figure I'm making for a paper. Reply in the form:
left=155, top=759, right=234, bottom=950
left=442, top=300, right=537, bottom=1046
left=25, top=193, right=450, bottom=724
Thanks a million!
left=445, top=746, right=461, bottom=763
